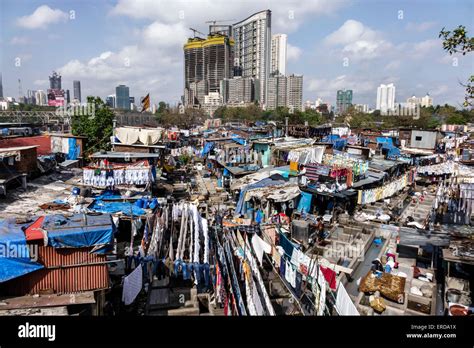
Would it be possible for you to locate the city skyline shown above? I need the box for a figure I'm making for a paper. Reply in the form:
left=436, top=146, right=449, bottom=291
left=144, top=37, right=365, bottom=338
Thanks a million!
left=1, top=0, right=473, bottom=108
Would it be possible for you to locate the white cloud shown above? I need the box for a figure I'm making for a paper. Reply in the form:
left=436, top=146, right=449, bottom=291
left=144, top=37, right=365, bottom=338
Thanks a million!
left=10, top=36, right=30, bottom=45
left=385, top=60, right=401, bottom=70
left=324, top=20, right=391, bottom=60
left=307, top=74, right=376, bottom=101
left=17, top=5, right=68, bottom=30
left=34, top=79, right=48, bottom=86
left=110, top=0, right=348, bottom=33
left=405, top=21, right=437, bottom=32
left=287, top=44, right=302, bottom=61
left=57, top=21, right=187, bottom=102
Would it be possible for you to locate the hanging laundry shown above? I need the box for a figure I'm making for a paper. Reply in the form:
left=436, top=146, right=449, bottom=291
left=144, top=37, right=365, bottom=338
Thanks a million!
left=251, top=234, right=271, bottom=265
left=122, top=265, right=143, bottom=305
left=335, top=282, right=359, bottom=316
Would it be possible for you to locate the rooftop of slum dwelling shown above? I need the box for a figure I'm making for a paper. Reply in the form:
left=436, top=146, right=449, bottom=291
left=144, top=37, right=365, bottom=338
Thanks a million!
left=368, top=157, right=407, bottom=172
left=400, top=147, right=435, bottom=156
left=90, top=151, right=161, bottom=159
left=271, top=138, right=315, bottom=150
left=48, top=133, right=87, bottom=139
left=350, top=171, right=387, bottom=189
left=22, top=213, right=114, bottom=252
left=216, top=160, right=260, bottom=177
left=0, top=145, right=38, bottom=153
left=112, top=142, right=166, bottom=149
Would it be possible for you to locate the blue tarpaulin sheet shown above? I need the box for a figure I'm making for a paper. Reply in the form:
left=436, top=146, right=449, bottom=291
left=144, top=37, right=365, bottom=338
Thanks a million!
left=88, top=200, right=146, bottom=216
left=0, top=219, right=44, bottom=283
left=236, top=177, right=286, bottom=215
left=67, top=138, right=80, bottom=160
left=297, top=191, right=312, bottom=213
left=231, top=135, right=246, bottom=145
left=201, top=142, right=214, bottom=157
left=41, top=214, right=115, bottom=253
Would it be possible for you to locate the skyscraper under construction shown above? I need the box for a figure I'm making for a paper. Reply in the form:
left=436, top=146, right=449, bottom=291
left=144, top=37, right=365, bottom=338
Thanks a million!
left=184, top=32, right=234, bottom=107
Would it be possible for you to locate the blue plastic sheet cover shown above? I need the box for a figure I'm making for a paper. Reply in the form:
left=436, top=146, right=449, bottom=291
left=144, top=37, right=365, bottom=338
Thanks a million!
left=201, top=142, right=214, bottom=156
left=297, top=191, right=312, bottom=213
left=67, top=137, right=80, bottom=160
left=88, top=200, right=146, bottom=216
left=0, top=219, right=44, bottom=283
left=235, top=177, right=286, bottom=215
left=41, top=214, right=115, bottom=253
left=231, top=135, right=246, bottom=145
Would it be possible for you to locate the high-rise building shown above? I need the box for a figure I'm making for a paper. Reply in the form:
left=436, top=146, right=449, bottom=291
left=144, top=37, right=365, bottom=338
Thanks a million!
left=184, top=33, right=234, bottom=107
left=271, top=34, right=287, bottom=76
left=267, top=75, right=287, bottom=110
left=354, top=104, right=370, bottom=113
left=286, top=74, right=303, bottom=112
left=35, top=90, right=47, bottom=106
left=49, top=71, right=62, bottom=90
left=336, top=89, right=353, bottom=114
left=233, top=10, right=272, bottom=106
left=115, top=85, right=130, bottom=110
left=376, top=83, right=396, bottom=113
left=73, top=80, right=81, bottom=103
left=0, top=73, right=3, bottom=99
left=221, top=77, right=255, bottom=105
left=420, top=93, right=433, bottom=107
left=266, top=74, right=303, bottom=111
left=66, top=89, right=71, bottom=104
left=106, top=95, right=116, bottom=108
left=407, top=93, right=433, bottom=108
left=26, top=90, right=36, bottom=105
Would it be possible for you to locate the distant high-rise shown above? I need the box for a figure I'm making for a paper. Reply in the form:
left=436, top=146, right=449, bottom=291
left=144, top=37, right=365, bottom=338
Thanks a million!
left=266, top=74, right=303, bottom=111
left=27, top=90, right=37, bottom=105
left=376, top=83, right=396, bottom=113
left=221, top=77, right=254, bottom=105
left=115, top=85, right=130, bottom=110
left=49, top=71, right=62, bottom=90
left=407, top=93, right=433, bottom=108
left=184, top=33, right=234, bottom=106
left=336, top=89, right=353, bottom=114
left=286, top=74, right=303, bottom=112
left=271, top=34, right=287, bottom=76
left=73, top=80, right=81, bottom=102
left=233, top=10, right=272, bottom=106
left=106, top=95, right=116, bottom=108
left=35, top=90, right=47, bottom=106
left=267, top=75, right=287, bottom=109
left=0, top=73, right=3, bottom=99
left=66, top=90, right=71, bottom=104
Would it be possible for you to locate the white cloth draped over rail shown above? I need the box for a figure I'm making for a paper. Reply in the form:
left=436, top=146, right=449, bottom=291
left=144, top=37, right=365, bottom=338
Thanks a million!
left=115, top=127, right=163, bottom=145
left=138, top=129, right=162, bottom=145
left=287, top=146, right=325, bottom=165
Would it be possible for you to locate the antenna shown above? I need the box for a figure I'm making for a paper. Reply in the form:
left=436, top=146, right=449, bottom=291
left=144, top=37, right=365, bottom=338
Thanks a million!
left=18, top=78, right=23, bottom=99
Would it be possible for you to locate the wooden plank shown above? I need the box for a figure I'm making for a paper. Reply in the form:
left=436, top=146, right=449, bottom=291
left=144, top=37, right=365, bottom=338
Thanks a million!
left=0, top=291, right=95, bottom=310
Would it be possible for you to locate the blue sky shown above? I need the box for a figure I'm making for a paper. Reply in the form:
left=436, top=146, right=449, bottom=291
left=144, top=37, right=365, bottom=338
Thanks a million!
left=1, top=0, right=473, bottom=108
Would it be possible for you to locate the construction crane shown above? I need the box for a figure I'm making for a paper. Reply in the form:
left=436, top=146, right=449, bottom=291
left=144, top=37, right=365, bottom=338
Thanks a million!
left=205, top=19, right=235, bottom=25
left=189, top=27, right=205, bottom=38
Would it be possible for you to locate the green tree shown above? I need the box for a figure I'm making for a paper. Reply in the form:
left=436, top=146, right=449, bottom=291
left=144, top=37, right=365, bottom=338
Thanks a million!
left=71, top=96, right=114, bottom=157
left=439, top=25, right=474, bottom=106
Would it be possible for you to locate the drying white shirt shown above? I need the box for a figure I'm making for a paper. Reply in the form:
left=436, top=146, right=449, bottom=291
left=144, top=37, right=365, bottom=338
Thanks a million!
left=122, top=265, right=143, bottom=305
left=335, top=282, right=359, bottom=316
left=251, top=234, right=271, bottom=265
left=285, top=261, right=297, bottom=288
